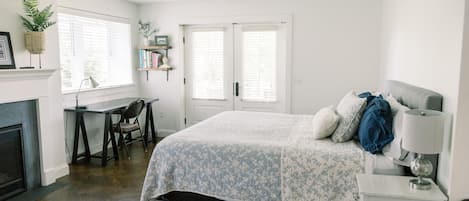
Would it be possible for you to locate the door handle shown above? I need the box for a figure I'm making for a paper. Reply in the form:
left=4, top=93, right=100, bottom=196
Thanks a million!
left=235, top=82, right=239, bottom=97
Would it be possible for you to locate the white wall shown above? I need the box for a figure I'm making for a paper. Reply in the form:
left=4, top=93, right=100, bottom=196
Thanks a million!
left=0, top=0, right=69, bottom=184
left=448, top=2, right=469, bottom=200
left=57, top=0, right=141, bottom=161
left=380, top=0, right=465, bottom=197
left=138, top=0, right=382, bottom=134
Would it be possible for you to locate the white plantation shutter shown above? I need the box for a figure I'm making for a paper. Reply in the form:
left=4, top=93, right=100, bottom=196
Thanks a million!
left=191, top=30, right=225, bottom=99
left=241, top=29, right=277, bottom=102
left=58, top=13, right=132, bottom=91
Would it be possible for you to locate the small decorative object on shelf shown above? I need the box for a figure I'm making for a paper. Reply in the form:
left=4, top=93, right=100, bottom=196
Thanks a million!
left=137, top=45, right=173, bottom=81
left=159, top=56, right=172, bottom=81
left=0, top=32, right=16, bottom=69
left=20, top=0, right=56, bottom=69
left=138, top=20, right=158, bottom=46
left=154, top=35, right=169, bottom=46
left=159, top=57, right=172, bottom=70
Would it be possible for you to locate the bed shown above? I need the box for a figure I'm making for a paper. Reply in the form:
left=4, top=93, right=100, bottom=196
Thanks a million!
left=140, top=80, right=443, bottom=201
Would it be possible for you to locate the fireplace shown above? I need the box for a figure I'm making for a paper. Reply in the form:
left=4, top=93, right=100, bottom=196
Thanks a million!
left=0, top=125, right=25, bottom=200
left=0, top=100, right=41, bottom=200
left=0, top=69, right=68, bottom=190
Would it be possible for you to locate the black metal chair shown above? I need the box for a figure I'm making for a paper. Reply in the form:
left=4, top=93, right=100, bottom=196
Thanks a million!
left=113, top=99, right=146, bottom=159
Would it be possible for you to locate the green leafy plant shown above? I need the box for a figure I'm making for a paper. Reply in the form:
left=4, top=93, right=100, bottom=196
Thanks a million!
left=20, top=0, right=56, bottom=32
left=138, top=20, right=158, bottom=39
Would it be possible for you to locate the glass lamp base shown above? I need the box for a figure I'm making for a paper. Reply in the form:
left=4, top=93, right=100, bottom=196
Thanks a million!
left=410, top=154, right=433, bottom=190
left=409, top=178, right=432, bottom=190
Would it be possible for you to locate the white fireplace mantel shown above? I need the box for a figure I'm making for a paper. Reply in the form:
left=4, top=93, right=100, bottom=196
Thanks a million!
left=0, top=68, right=57, bottom=81
left=0, top=67, right=69, bottom=186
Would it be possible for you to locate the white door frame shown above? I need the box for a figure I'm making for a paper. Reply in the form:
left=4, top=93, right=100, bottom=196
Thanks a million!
left=177, top=15, right=293, bottom=130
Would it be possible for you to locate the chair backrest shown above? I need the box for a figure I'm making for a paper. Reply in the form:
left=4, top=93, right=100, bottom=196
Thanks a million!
left=122, top=99, right=145, bottom=119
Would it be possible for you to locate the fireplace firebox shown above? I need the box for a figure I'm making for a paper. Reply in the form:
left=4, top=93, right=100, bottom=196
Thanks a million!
left=0, top=124, right=25, bottom=200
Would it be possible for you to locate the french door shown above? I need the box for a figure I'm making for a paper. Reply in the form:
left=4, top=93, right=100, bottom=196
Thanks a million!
left=184, top=23, right=287, bottom=126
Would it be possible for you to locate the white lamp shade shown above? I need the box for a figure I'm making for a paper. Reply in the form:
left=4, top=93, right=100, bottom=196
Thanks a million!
left=402, top=109, right=445, bottom=154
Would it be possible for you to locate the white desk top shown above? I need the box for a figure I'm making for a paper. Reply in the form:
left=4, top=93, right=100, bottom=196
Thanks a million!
left=356, top=174, right=447, bottom=201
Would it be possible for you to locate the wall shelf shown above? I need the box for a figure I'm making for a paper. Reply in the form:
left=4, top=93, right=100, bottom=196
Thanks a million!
left=138, top=67, right=174, bottom=81
left=139, top=46, right=172, bottom=51
left=138, top=67, right=173, bottom=71
left=138, top=46, right=173, bottom=81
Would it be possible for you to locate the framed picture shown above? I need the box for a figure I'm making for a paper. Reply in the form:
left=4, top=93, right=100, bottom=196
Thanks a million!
left=0, top=32, right=15, bottom=69
left=154, top=35, right=169, bottom=46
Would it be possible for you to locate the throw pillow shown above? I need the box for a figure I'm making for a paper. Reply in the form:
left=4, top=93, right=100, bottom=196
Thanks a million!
left=331, top=91, right=367, bottom=143
left=312, top=106, right=340, bottom=139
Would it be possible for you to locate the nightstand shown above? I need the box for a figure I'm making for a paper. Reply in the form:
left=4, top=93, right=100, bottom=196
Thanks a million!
left=356, top=174, right=447, bottom=201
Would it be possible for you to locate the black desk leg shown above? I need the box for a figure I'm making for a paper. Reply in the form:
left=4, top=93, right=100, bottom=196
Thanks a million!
left=101, top=113, right=110, bottom=166
left=149, top=105, right=157, bottom=143
left=109, top=116, right=119, bottom=160
left=72, top=112, right=81, bottom=164
left=79, top=114, right=91, bottom=158
left=144, top=104, right=151, bottom=143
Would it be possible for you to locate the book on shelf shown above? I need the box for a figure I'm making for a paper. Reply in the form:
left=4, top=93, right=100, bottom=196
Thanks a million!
left=139, top=49, right=162, bottom=69
left=152, top=52, right=161, bottom=68
left=139, top=50, right=144, bottom=68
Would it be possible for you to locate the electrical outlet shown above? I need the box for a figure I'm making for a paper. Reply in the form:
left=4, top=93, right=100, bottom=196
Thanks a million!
left=159, top=112, right=164, bottom=118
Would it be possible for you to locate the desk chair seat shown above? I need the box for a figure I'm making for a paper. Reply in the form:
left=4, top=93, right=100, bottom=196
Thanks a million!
left=113, top=122, right=140, bottom=133
left=113, top=99, right=147, bottom=159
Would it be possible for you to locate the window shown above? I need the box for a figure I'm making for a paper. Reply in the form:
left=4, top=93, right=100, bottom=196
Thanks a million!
left=241, top=29, right=277, bottom=102
left=190, top=30, right=225, bottom=100
left=58, top=13, right=132, bottom=92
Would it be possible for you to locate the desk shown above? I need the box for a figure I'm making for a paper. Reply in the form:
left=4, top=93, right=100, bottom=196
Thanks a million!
left=65, top=97, right=159, bottom=166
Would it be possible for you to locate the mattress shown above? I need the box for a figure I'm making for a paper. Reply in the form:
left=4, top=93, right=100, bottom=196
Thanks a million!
left=141, top=111, right=368, bottom=201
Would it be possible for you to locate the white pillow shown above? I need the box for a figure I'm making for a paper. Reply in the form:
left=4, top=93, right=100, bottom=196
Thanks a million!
left=312, top=106, right=340, bottom=139
left=331, top=91, right=367, bottom=143
left=385, top=95, right=403, bottom=116
left=382, top=95, right=410, bottom=162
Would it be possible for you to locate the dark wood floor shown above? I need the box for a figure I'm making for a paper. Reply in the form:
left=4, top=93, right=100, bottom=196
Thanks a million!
left=11, top=138, right=162, bottom=201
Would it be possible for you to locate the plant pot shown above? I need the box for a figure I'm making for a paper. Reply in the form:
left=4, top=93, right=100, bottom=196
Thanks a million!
left=24, top=32, right=45, bottom=54
left=141, top=37, right=150, bottom=47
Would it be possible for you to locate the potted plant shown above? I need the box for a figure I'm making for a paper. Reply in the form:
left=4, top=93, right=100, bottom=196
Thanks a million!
left=20, top=0, right=56, bottom=54
left=138, top=20, right=158, bottom=46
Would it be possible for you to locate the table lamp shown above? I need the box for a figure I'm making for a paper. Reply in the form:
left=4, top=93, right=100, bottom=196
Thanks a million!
left=402, top=109, right=445, bottom=190
left=75, top=76, right=99, bottom=109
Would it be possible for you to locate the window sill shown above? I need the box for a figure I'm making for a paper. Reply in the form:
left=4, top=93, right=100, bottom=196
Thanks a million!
left=62, top=84, right=135, bottom=95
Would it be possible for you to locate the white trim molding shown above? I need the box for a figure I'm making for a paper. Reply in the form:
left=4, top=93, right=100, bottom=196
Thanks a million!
left=0, top=68, right=57, bottom=81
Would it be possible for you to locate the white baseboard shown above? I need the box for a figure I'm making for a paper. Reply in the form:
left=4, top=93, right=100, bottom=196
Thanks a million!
left=157, top=128, right=177, bottom=137
left=42, top=163, right=70, bottom=186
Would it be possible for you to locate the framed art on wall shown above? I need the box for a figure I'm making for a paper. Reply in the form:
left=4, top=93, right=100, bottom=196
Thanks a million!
left=154, top=35, right=169, bottom=46
left=0, top=32, right=15, bottom=69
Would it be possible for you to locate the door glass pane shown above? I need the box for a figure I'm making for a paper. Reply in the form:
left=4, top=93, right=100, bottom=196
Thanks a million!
left=191, top=31, right=225, bottom=99
left=242, top=30, right=277, bottom=102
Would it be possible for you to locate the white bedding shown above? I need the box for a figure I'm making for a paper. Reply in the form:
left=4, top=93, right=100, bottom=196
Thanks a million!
left=140, top=111, right=376, bottom=201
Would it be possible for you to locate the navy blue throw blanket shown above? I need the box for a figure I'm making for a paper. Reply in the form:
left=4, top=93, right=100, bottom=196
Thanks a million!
left=357, top=92, right=394, bottom=154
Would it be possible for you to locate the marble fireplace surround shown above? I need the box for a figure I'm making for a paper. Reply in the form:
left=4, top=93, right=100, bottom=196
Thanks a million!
left=0, top=69, right=69, bottom=186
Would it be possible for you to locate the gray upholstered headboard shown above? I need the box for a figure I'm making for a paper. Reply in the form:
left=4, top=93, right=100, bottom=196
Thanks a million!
left=384, top=80, right=443, bottom=111
left=383, top=80, right=443, bottom=181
